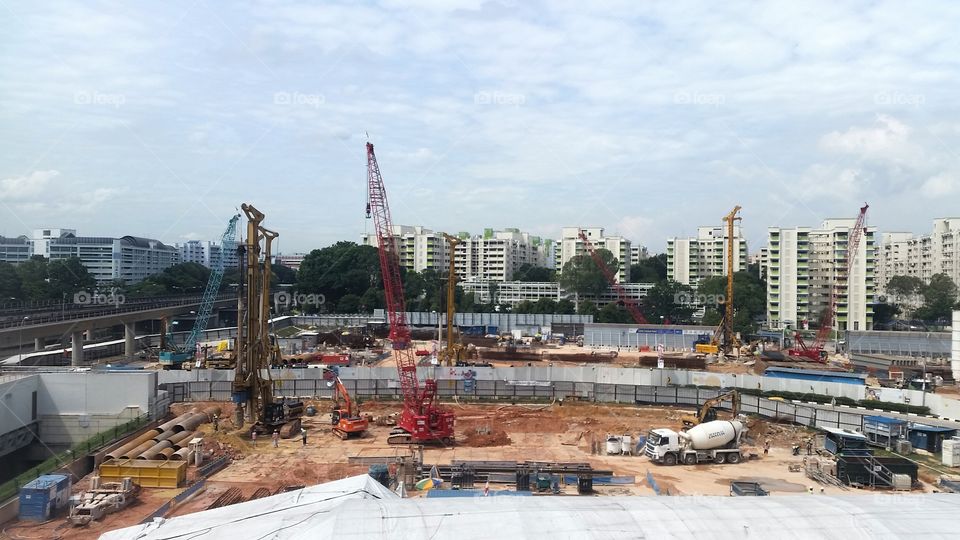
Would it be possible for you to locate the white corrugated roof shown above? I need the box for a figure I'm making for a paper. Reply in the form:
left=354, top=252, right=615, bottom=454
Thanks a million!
left=101, top=475, right=960, bottom=540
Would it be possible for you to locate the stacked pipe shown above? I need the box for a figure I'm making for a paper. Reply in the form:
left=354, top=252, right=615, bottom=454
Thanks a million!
left=109, top=408, right=216, bottom=461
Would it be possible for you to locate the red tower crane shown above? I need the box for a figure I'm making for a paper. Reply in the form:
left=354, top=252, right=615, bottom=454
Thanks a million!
left=366, top=142, right=455, bottom=445
left=790, top=203, right=869, bottom=362
left=578, top=230, right=648, bottom=324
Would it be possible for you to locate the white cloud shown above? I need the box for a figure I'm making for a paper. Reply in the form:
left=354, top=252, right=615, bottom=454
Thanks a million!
left=921, top=172, right=957, bottom=197
left=0, top=170, right=60, bottom=199
left=819, top=115, right=919, bottom=164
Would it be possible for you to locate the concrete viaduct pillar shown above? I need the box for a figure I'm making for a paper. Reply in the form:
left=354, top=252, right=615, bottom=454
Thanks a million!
left=71, top=331, right=84, bottom=367
left=125, top=322, right=136, bottom=360
left=34, top=337, right=43, bottom=351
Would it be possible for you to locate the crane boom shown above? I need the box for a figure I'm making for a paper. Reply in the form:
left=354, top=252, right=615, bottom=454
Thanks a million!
left=790, top=203, right=868, bottom=362
left=578, top=230, right=648, bottom=324
left=366, top=142, right=454, bottom=444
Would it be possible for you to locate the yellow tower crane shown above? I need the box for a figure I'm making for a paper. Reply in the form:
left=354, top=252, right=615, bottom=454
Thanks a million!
left=721, top=205, right=742, bottom=354
left=440, top=233, right=462, bottom=366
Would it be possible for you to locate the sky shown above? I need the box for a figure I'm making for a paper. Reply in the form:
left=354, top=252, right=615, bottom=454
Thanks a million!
left=1, top=0, right=959, bottom=255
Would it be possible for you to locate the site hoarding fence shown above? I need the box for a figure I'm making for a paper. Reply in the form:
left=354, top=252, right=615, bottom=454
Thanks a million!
left=160, top=380, right=867, bottom=433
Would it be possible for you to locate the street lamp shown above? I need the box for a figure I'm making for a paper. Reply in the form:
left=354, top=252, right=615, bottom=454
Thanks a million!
left=18, top=316, right=29, bottom=361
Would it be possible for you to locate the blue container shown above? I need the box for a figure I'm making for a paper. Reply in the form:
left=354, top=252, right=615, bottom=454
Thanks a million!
left=19, top=474, right=70, bottom=521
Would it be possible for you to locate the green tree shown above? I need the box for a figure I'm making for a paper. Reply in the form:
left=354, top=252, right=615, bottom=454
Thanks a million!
left=0, top=262, right=23, bottom=301
left=885, top=275, right=924, bottom=298
left=512, top=263, right=556, bottom=282
left=127, top=262, right=211, bottom=297
left=695, top=271, right=767, bottom=334
left=272, top=264, right=298, bottom=285
left=47, top=257, right=96, bottom=300
left=513, top=300, right=536, bottom=314
left=872, top=302, right=901, bottom=325
left=577, top=300, right=599, bottom=317
left=531, top=298, right=558, bottom=314
left=643, top=280, right=694, bottom=323
left=17, top=256, right=50, bottom=300
left=359, top=287, right=383, bottom=312
left=297, top=242, right=381, bottom=310
left=629, top=253, right=667, bottom=283
left=597, top=302, right=633, bottom=323
left=915, top=273, right=958, bottom=321
left=556, top=298, right=576, bottom=315
left=336, top=293, right=362, bottom=313
left=560, top=249, right=615, bottom=297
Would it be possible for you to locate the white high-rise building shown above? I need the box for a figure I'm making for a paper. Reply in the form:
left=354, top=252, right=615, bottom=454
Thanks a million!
left=630, top=245, right=648, bottom=266
left=32, top=228, right=76, bottom=258
left=176, top=240, right=239, bottom=271
left=454, top=228, right=553, bottom=282
left=0, top=235, right=33, bottom=264
left=361, top=225, right=449, bottom=273
left=878, top=218, right=960, bottom=296
left=557, top=227, right=631, bottom=283
left=766, top=219, right=877, bottom=331
left=48, top=234, right=180, bottom=284
left=667, top=226, right=748, bottom=286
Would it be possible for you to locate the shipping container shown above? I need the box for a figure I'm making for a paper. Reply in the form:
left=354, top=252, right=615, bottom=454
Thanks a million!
left=18, top=474, right=71, bottom=521
left=863, top=416, right=908, bottom=448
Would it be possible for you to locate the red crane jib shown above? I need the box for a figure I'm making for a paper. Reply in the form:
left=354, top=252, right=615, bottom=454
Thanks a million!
left=578, top=230, right=648, bottom=324
left=366, top=143, right=454, bottom=444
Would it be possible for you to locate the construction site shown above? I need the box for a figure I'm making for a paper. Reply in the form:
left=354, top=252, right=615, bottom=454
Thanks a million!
left=1, top=143, right=959, bottom=539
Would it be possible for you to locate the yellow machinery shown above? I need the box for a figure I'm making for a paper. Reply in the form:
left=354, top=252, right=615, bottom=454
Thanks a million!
left=681, top=390, right=740, bottom=427
left=231, top=204, right=303, bottom=437
left=695, top=206, right=742, bottom=355
left=439, top=233, right=462, bottom=366
left=99, top=459, right=186, bottom=488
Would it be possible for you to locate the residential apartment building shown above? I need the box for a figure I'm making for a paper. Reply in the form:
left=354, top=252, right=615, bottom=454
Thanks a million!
left=877, top=218, right=960, bottom=296
left=460, top=279, right=653, bottom=308
left=630, top=245, right=648, bottom=266
left=455, top=228, right=553, bottom=282
left=0, top=235, right=32, bottom=264
left=766, top=219, right=876, bottom=331
left=362, top=226, right=554, bottom=282
left=275, top=253, right=307, bottom=272
left=667, top=226, right=748, bottom=286
left=557, top=227, right=631, bottom=283
left=361, top=225, right=449, bottom=273
left=48, top=234, right=179, bottom=284
left=176, top=240, right=240, bottom=271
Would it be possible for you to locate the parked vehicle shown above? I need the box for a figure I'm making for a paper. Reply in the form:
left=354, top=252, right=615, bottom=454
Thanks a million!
left=645, top=420, right=747, bottom=465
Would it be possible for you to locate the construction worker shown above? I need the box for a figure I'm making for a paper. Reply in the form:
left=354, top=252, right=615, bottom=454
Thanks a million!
left=763, top=439, right=770, bottom=455
left=251, top=430, right=257, bottom=447
left=272, top=430, right=280, bottom=448
left=807, top=486, right=814, bottom=494
left=301, top=427, right=307, bottom=446
left=806, top=438, right=814, bottom=456
left=213, top=415, right=219, bottom=432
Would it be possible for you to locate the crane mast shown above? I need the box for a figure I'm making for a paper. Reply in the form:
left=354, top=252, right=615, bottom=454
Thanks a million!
left=366, top=142, right=455, bottom=444
left=722, top=206, right=741, bottom=352
left=441, top=233, right=461, bottom=366
left=578, top=230, right=648, bottom=324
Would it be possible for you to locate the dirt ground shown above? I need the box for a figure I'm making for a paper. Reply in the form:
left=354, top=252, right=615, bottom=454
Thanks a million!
left=4, top=399, right=940, bottom=540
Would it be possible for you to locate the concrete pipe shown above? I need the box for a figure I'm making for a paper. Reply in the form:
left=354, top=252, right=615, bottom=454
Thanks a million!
left=106, top=429, right=163, bottom=460
left=152, top=430, right=178, bottom=443
left=157, top=412, right=200, bottom=433
left=171, top=447, right=191, bottom=461
left=120, top=440, right=160, bottom=460
left=168, top=432, right=192, bottom=449
left=158, top=448, right=176, bottom=460
left=137, top=440, right=173, bottom=460
left=174, top=413, right=207, bottom=433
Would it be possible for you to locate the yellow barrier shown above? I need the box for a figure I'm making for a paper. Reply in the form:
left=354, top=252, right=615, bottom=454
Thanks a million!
left=99, top=459, right=187, bottom=488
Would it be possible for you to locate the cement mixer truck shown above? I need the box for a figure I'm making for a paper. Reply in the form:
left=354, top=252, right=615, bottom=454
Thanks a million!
left=644, top=420, right=746, bottom=465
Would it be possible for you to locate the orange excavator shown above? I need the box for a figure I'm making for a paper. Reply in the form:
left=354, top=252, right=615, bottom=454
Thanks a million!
left=329, top=375, right=369, bottom=440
